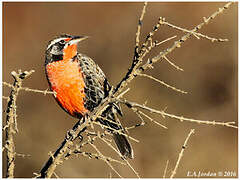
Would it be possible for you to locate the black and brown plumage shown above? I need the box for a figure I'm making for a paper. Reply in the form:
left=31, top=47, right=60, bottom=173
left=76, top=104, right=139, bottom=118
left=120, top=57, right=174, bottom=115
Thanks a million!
left=45, top=34, right=133, bottom=159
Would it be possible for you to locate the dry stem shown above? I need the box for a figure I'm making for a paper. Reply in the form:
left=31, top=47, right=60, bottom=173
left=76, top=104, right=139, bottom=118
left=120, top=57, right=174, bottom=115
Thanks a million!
left=163, top=160, right=169, bottom=178
left=119, top=99, right=237, bottom=129
left=98, top=132, right=140, bottom=178
left=138, top=73, right=187, bottom=94
left=3, top=82, right=55, bottom=95
left=38, top=118, right=88, bottom=178
left=138, top=2, right=233, bottom=73
left=5, top=70, right=34, bottom=178
left=163, top=20, right=228, bottom=42
left=170, top=129, right=195, bottom=178
left=89, top=138, right=123, bottom=178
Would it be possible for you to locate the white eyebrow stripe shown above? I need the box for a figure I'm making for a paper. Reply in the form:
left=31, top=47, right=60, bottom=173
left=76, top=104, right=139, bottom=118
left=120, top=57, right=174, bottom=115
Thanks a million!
left=47, top=37, right=66, bottom=50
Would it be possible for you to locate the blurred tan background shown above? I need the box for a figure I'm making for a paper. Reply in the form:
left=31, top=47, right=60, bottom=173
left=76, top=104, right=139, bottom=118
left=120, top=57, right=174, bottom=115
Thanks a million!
left=2, top=2, right=237, bottom=178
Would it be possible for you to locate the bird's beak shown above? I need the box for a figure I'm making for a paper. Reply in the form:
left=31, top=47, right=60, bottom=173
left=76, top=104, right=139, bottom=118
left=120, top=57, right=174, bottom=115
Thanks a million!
left=70, top=35, right=89, bottom=45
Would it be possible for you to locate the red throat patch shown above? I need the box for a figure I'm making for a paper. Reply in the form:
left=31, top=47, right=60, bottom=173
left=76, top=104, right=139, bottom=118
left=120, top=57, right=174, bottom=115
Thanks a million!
left=63, top=44, right=77, bottom=61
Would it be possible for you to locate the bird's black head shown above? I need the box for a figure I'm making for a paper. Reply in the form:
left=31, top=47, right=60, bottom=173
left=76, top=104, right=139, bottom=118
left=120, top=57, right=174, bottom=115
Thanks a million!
left=45, top=34, right=88, bottom=65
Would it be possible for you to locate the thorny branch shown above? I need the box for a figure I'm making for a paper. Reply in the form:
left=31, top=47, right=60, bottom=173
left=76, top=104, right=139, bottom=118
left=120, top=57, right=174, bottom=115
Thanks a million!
left=163, top=160, right=169, bottom=178
left=162, top=21, right=229, bottom=42
left=3, top=82, right=55, bottom=96
left=118, top=99, right=238, bottom=129
left=96, top=131, right=140, bottom=178
left=4, top=70, right=34, bottom=178
left=64, top=130, right=138, bottom=178
left=3, top=2, right=236, bottom=178
left=38, top=118, right=88, bottom=178
left=88, top=137, right=123, bottom=178
left=170, top=129, right=195, bottom=178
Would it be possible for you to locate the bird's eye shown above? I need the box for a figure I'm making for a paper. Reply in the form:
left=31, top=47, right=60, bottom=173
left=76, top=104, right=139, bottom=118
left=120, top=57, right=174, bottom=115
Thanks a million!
left=59, top=40, right=65, bottom=44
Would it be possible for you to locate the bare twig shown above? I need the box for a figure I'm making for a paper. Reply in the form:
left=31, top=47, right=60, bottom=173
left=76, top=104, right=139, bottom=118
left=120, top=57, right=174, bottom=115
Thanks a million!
left=5, top=70, right=34, bottom=178
left=89, top=138, right=123, bottom=178
left=163, top=20, right=228, bottom=42
left=162, top=111, right=238, bottom=129
left=16, top=152, right=31, bottom=158
left=66, top=131, right=126, bottom=166
left=155, top=35, right=177, bottom=46
left=163, top=56, right=184, bottom=72
left=115, top=2, right=233, bottom=99
left=114, top=3, right=148, bottom=94
left=135, top=2, right=147, bottom=50
left=20, top=87, right=55, bottom=95
left=74, top=149, right=126, bottom=165
left=140, top=16, right=165, bottom=56
left=170, top=129, right=195, bottom=178
left=2, top=96, right=10, bottom=100
left=138, top=110, right=168, bottom=129
left=138, top=2, right=233, bottom=73
left=53, top=171, right=60, bottom=178
left=3, top=82, right=55, bottom=95
left=119, top=99, right=238, bottom=129
left=39, top=118, right=88, bottom=178
left=99, top=132, right=140, bottom=178
left=163, top=160, right=169, bottom=178
left=92, top=121, right=139, bottom=143
left=138, top=73, right=187, bottom=94
left=2, top=81, right=14, bottom=89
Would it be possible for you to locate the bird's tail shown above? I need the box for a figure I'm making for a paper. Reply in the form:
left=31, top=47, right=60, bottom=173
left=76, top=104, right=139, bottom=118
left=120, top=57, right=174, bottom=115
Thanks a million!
left=113, top=133, right=133, bottom=159
left=97, top=103, right=134, bottom=159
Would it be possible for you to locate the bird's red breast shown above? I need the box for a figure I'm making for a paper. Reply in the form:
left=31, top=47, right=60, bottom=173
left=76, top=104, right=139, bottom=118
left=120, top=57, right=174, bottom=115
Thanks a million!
left=46, top=44, right=88, bottom=116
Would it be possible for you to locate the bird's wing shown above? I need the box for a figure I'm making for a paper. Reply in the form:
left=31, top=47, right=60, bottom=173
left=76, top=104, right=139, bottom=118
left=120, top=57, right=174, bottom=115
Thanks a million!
left=76, top=53, right=110, bottom=112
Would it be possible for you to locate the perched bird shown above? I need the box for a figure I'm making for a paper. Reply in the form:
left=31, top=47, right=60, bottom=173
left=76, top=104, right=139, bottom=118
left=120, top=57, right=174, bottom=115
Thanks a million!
left=45, top=34, right=133, bottom=159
